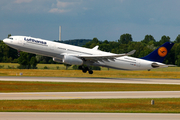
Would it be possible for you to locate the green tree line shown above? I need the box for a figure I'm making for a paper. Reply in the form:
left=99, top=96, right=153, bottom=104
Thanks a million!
left=84, top=34, right=180, bottom=66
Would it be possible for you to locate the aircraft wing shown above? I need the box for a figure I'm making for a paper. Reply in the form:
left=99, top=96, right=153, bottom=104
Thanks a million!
left=76, top=50, right=136, bottom=62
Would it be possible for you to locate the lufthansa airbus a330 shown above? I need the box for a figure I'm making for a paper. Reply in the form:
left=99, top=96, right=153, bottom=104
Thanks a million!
left=3, top=36, right=174, bottom=74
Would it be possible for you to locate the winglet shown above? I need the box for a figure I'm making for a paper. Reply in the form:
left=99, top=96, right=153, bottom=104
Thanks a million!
left=92, top=45, right=99, bottom=50
left=127, top=50, right=136, bottom=55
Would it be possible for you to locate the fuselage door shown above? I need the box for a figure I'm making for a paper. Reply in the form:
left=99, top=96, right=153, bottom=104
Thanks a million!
left=18, top=37, right=24, bottom=46
left=49, top=43, right=56, bottom=51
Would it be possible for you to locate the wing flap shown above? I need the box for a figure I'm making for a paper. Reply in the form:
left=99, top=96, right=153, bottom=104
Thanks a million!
left=75, top=50, right=136, bottom=62
left=77, top=50, right=136, bottom=59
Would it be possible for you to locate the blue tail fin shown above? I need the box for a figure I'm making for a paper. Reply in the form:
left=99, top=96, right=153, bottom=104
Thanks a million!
left=141, top=42, right=174, bottom=63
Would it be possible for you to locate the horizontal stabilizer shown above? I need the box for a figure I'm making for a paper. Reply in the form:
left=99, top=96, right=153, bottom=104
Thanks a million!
left=151, top=63, right=176, bottom=68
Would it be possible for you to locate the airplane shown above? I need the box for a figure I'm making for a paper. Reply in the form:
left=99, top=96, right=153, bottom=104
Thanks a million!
left=3, top=36, right=174, bottom=74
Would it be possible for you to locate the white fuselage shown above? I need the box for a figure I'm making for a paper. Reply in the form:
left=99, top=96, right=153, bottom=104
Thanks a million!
left=3, top=36, right=166, bottom=70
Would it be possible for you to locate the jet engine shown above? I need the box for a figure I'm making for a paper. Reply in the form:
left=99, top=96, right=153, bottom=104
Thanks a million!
left=53, top=58, right=62, bottom=63
left=63, top=55, right=83, bottom=65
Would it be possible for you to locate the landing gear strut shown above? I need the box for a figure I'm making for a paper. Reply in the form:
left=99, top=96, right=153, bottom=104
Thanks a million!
left=17, top=50, right=21, bottom=56
left=78, top=66, right=93, bottom=74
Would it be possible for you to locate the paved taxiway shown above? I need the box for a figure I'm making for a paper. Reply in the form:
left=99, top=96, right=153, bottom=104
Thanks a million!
left=1, top=91, right=180, bottom=100
left=0, top=113, right=180, bottom=120
left=0, top=76, right=180, bottom=84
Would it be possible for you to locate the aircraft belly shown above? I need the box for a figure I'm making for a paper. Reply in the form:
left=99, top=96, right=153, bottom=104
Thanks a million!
left=93, top=58, right=154, bottom=71
left=4, top=43, right=19, bottom=51
left=107, top=60, right=138, bottom=70
left=94, top=59, right=141, bottom=70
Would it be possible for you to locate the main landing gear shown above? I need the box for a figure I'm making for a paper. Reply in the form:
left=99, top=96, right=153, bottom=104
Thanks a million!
left=78, top=66, right=93, bottom=74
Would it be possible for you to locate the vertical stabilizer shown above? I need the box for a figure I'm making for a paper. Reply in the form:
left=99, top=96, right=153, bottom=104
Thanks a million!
left=141, top=42, right=174, bottom=63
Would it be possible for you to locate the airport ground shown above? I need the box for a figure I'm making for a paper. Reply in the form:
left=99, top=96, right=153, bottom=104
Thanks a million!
left=1, top=79, right=180, bottom=92
left=1, top=63, right=180, bottom=72
left=0, top=98, right=180, bottom=113
left=0, top=66, right=180, bottom=119
left=0, top=77, right=180, bottom=113
left=1, top=66, right=180, bottom=79
left=1, top=113, right=180, bottom=120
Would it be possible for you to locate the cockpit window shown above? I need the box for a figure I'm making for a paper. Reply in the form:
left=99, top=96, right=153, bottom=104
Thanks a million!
left=9, top=38, right=13, bottom=40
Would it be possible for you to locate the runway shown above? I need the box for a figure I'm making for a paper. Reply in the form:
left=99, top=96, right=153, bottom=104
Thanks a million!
left=0, top=76, right=180, bottom=84
left=0, top=113, right=180, bottom=120
left=1, top=91, right=180, bottom=100
left=1, top=77, right=180, bottom=119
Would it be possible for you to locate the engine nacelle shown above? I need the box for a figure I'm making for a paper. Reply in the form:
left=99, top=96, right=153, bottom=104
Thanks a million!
left=53, top=58, right=62, bottom=63
left=63, top=55, right=83, bottom=65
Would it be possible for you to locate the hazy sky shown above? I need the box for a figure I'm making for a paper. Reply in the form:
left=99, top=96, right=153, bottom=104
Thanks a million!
left=1, top=0, right=180, bottom=41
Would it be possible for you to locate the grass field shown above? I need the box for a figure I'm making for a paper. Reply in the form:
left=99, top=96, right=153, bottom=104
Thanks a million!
left=0, top=69, right=180, bottom=79
left=1, top=63, right=180, bottom=113
left=1, top=81, right=180, bottom=92
left=1, top=63, right=180, bottom=79
left=0, top=98, right=180, bottom=113
left=0, top=63, right=68, bottom=70
left=1, top=63, right=180, bottom=71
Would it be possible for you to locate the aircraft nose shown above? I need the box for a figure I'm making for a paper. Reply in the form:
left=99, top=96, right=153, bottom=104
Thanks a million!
left=3, top=38, right=8, bottom=43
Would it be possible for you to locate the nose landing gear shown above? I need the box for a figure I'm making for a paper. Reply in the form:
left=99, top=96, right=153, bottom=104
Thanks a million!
left=17, top=50, right=21, bottom=56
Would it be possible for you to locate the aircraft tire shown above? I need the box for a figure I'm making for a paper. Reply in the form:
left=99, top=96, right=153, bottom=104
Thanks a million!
left=88, top=70, right=93, bottom=74
left=78, top=66, right=83, bottom=70
left=82, top=69, right=87, bottom=73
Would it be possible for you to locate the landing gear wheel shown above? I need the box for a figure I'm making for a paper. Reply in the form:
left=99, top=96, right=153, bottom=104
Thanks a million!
left=82, top=69, right=87, bottom=73
left=80, top=66, right=93, bottom=74
left=78, top=66, right=83, bottom=70
left=88, top=70, right=93, bottom=74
